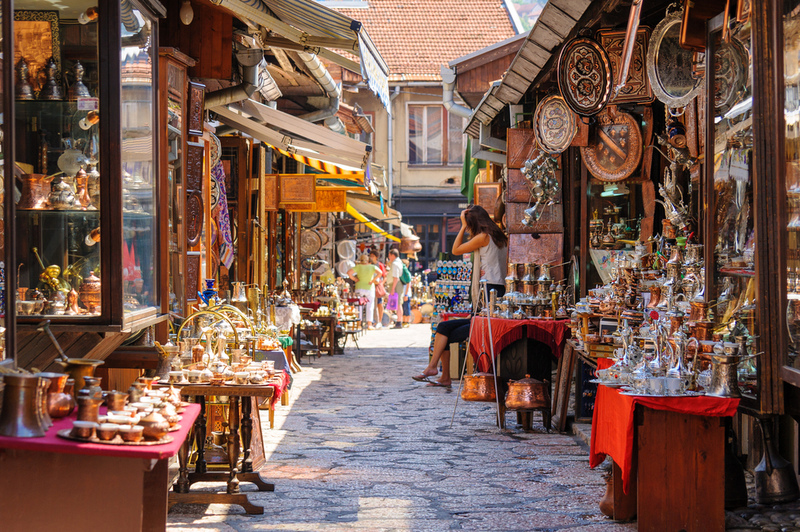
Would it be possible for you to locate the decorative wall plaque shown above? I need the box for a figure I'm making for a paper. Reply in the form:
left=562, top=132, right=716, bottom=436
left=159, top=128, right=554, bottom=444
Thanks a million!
left=187, top=81, right=205, bottom=136
left=506, top=128, right=539, bottom=169
left=474, top=182, right=501, bottom=219
left=279, top=175, right=316, bottom=204
left=580, top=107, right=642, bottom=182
left=185, top=141, right=204, bottom=192
left=533, top=95, right=577, bottom=154
left=14, top=11, right=61, bottom=96
left=597, top=27, right=654, bottom=104
left=557, top=37, right=613, bottom=116
left=185, top=191, right=204, bottom=246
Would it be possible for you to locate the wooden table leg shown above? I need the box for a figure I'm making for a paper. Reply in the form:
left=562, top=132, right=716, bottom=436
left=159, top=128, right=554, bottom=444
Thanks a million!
left=195, top=396, right=208, bottom=475
left=227, top=397, right=241, bottom=494
left=173, top=423, right=193, bottom=493
left=143, top=458, right=169, bottom=531
left=241, top=396, right=253, bottom=473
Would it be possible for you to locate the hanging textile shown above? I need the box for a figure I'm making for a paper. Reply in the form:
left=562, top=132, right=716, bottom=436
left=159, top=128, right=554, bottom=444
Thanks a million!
left=213, top=162, right=235, bottom=269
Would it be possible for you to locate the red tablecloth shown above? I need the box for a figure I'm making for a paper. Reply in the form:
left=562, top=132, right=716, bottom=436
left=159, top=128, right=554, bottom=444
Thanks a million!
left=347, top=297, right=368, bottom=305
left=269, top=370, right=291, bottom=407
left=298, top=302, right=321, bottom=311
left=469, top=317, right=570, bottom=371
left=589, top=357, right=739, bottom=493
left=441, top=313, right=471, bottom=321
left=0, top=403, right=200, bottom=460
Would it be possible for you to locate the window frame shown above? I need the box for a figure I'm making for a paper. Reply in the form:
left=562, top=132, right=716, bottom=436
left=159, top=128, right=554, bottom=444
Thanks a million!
left=406, top=102, right=465, bottom=167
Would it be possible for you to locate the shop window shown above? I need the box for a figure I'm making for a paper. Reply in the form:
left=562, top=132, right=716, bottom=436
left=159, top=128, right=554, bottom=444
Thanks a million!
left=408, top=105, right=464, bottom=166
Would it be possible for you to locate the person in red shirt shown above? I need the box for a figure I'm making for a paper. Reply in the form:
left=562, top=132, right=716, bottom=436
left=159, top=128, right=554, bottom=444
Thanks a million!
left=369, top=250, right=387, bottom=328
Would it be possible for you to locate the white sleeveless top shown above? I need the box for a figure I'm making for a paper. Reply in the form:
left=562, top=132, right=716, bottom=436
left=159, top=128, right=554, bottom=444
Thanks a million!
left=478, top=238, right=508, bottom=285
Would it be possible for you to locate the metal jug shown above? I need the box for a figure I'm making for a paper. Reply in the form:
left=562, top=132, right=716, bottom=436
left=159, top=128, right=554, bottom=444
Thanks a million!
left=0, top=374, right=47, bottom=438
left=55, top=358, right=104, bottom=399
left=755, top=417, right=800, bottom=504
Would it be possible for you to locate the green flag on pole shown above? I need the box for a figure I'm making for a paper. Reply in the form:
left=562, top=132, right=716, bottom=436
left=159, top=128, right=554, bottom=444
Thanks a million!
left=461, top=137, right=485, bottom=203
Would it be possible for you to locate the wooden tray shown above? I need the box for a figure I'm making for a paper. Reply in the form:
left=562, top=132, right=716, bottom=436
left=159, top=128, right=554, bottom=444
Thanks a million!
left=57, top=429, right=174, bottom=446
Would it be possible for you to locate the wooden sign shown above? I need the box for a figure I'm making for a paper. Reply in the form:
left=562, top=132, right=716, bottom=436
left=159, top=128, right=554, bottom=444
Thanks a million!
left=314, top=189, right=347, bottom=212
left=263, top=174, right=279, bottom=211
left=508, top=232, right=563, bottom=265
left=279, top=174, right=316, bottom=204
left=506, top=202, right=563, bottom=234
left=506, top=128, right=539, bottom=169
left=474, top=182, right=501, bottom=218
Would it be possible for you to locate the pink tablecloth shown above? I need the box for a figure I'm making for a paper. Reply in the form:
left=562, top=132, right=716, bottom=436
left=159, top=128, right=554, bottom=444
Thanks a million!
left=0, top=404, right=200, bottom=460
left=589, top=357, right=739, bottom=493
left=469, top=317, right=570, bottom=371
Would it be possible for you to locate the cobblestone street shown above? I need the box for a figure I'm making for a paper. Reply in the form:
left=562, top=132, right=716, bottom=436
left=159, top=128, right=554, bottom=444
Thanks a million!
left=167, top=324, right=634, bottom=531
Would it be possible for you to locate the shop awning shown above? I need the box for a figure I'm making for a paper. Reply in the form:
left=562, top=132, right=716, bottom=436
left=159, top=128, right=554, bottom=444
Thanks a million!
left=346, top=203, right=401, bottom=242
left=347, top=195, right=403, bottom=228
left=212, top=99, right=371, bottom=169
left=212, top=0, right=390, bottom=111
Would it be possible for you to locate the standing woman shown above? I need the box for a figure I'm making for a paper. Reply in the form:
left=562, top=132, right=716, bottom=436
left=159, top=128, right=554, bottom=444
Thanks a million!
left=369, top=251, right=387, bottom=327
left=412, top=205, right=507, bottom=387
left=347, top=254, right=380, bottom=330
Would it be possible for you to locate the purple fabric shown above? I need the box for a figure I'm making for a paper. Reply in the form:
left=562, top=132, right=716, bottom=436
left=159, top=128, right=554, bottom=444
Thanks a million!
left=213, top=162, right=234, bottom=269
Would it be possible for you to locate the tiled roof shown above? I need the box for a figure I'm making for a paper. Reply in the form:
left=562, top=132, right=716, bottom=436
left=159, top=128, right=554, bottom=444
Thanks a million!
left=337, top=0, right=517, bottom=82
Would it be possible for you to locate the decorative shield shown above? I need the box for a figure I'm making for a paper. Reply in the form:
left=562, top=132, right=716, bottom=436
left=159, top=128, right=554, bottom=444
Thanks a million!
left=714, top=37, right=749, bottom=116
left=580, top=107, right=642, bottom=183
left=646, top=7, right=703, bottom=108
left=534, top=95, right=577, bottom=154
left=557, top=37, right=613, bottom=116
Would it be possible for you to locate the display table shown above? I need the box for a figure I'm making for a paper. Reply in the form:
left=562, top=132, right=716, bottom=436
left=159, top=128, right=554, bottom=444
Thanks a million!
left=0, top=403, right=200, bottom=532
left=589, top=379, right=739, bottom=530
left=170, top=384, right=276, bottom=515
left=469, top=317, right=570, bottom=371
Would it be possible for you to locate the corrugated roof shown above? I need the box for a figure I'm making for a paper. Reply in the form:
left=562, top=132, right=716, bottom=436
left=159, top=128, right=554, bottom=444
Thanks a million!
left=464, top=0, right=598, bottom=137
left=337, top=0, right=517, bottom=82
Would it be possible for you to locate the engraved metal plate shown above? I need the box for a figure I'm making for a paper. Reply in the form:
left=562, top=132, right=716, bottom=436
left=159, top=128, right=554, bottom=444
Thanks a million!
left=534, top=95, right=577, bottom=154
left=300, top=230, right=322, bottom=257
left=580, top=107, right=642, bottom=182
left=557, top=37, right=613, bottom=116
left=646, top=8, right=703, bottom=108
left=598, top=27, right=654, bottom=104
left=186, top=190, right=204, bottom=246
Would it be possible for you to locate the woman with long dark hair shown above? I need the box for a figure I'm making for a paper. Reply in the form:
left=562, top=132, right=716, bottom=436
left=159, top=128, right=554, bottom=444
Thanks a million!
left=413, top=204, right=507, bottom=387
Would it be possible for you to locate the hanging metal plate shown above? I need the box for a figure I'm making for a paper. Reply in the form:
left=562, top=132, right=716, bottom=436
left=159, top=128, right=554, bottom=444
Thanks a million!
left=714, top=37, right=749, bottom=116
left=557, top=37, right=613, bottom=116
left=534, top=94, right=577, bottom=154
left=646, top=7, right=703, bottom=108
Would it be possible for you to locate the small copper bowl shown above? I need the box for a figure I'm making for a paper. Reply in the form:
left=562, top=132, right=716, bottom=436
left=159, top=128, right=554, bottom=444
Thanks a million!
left=96, top=423, right=119, bottom=441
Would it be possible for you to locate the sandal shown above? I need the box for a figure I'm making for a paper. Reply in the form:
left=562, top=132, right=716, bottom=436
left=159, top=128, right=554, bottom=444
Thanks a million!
left=426, top=380, right=452, bottom=388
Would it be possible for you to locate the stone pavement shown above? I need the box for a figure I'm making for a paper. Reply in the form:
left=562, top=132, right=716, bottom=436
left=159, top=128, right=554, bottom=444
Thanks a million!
left=167, top=323, right=635, bottom=531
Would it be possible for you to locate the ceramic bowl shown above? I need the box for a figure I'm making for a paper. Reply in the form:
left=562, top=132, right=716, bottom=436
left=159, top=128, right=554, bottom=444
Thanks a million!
left=168, top=371, right=184, bottom=384
left=187, top=370, right=201, bottom=383
left=234, top=372, right=249, bottom=385
left=118, top=424, right=144, bottom=442
left=96, top=423, right=119, bottom=441
left=71, top=420, right=98, bottom=439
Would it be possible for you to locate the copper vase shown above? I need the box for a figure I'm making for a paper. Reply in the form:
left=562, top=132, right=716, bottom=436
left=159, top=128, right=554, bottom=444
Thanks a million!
left=41, top=372, right=75, bottom=419
left=0, top=374, right=47, bottom=438
left=17, top=174, right=50, bottom=209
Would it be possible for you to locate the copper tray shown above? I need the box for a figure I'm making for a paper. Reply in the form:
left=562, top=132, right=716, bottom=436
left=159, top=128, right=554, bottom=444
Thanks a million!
left=533, top=95, right=577, bottom=154
left=580, top=107, right=642, bottom=182
left=557, top=37, right=613, bottom=116
left=57, top=429, right=174, bottom=446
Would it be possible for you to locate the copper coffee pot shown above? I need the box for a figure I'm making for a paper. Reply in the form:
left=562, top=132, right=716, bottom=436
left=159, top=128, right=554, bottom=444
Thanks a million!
left=38, top=320, right=104, bottom=397
left=38, top=372, right=73, bottom=418
left=0, top=374, right=47, bottom=438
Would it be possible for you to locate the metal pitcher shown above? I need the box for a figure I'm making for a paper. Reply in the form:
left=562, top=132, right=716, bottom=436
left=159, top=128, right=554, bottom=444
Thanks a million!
left=755, top=417, right=800, bottom=504
left=706, top=342, right=756, bottom=398
left=55, top=358, right=104, bottom=399
left=0, top=374, right=47, bottom=438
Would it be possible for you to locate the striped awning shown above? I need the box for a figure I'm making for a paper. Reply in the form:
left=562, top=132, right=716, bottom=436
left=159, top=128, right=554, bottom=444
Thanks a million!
left=346, top=203, right=400, bottom=242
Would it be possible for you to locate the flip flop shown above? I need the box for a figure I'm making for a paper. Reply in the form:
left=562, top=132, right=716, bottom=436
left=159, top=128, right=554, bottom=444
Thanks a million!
left=412, top=374, right=433, bottom=382
left=427, top=381, right=452, bottom=388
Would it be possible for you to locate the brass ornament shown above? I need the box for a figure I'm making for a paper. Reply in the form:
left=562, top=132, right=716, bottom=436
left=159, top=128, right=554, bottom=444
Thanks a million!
left=533, top=94, right=577, bottom=154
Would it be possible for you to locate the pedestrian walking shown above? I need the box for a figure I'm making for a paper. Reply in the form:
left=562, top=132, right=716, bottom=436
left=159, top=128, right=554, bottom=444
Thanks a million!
left=387, top=248, right=406, bottom=328
left=369, top=250, right=387, bottom=327
left=347, top=254, right=380, bottom=330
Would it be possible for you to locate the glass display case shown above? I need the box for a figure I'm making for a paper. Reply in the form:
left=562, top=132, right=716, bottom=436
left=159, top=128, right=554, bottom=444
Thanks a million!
left=706, top=15, right=758, bottom=402
left=784, top=1, right=800, bottom=382
left=11, top=1, right=161, bottom=330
